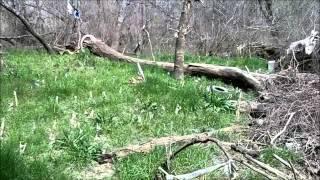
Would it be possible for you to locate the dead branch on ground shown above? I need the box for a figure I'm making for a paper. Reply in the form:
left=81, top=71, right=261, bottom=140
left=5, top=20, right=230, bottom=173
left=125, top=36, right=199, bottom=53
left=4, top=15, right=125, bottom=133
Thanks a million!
left=270, top=112, right=296, bottom=145
left=100, top=126, right=241, bottom=160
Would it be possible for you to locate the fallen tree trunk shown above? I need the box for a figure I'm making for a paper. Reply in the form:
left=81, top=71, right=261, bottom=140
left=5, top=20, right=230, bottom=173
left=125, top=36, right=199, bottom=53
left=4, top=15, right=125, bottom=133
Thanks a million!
left=81, top=35, right=263, bottom=90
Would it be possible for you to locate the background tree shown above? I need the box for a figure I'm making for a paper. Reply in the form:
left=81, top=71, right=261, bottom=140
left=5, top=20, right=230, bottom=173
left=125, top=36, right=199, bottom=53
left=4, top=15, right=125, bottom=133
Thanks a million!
left=173, top=0, right=192, bottom=80
left=0, top=1, right=53, bottom=53
left=0, top=0, right=319, bottom=58
left=111, top=0, right=130, bottom=51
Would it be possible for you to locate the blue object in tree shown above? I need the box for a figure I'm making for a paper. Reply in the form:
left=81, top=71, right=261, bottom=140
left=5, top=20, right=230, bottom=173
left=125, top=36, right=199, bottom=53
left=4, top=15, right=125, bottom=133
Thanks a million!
left=74, top=9, right=80, bottom=19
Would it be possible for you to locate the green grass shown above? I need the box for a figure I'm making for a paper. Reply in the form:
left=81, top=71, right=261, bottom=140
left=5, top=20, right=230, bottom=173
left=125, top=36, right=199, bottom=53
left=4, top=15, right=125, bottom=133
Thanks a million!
left=0, top=49, right=263, bottom=179
left=0, top=140, right=68, bottom=180
left=260, top=147, right=302, bottom=167
left=116, top=145, right=226, bottom=179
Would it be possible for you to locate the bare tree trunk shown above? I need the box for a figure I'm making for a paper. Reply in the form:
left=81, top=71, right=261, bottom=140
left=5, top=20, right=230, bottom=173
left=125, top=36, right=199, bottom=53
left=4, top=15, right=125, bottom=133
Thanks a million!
left=0, top=2, right=53, bottom=54
left=133, top=0, right=145, bottom=55
left=111, top=0, right=129, bottom=51
left=258, top=0, right=278, bottom=42
left=174, top=0, right=192, bottom=80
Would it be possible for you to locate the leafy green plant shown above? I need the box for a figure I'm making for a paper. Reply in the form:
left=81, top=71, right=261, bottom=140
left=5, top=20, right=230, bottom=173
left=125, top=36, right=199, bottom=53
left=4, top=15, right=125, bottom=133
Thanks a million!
left=203, top=90, right=236, bottom=113
left=56, top=126, right=102, bottom=165
left=76, top=49, right=96, bottom=67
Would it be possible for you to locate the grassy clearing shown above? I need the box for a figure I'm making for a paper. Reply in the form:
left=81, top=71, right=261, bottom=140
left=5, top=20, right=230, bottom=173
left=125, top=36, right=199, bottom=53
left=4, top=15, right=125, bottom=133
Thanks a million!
left=1, top=49, right=264, bottom=179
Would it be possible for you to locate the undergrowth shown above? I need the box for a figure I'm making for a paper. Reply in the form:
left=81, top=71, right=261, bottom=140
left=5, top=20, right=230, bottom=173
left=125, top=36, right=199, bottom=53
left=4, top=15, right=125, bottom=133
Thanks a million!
left=0, top=49, right=264, bottom=179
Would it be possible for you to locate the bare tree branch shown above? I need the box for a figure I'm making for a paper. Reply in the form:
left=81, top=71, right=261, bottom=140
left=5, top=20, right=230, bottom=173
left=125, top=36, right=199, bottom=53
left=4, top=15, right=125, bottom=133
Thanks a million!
left=0, top=2, right=54, bottom=53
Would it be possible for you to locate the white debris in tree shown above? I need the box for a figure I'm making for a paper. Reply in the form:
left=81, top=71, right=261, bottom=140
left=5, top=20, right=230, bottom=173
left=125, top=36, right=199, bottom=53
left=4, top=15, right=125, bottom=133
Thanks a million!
left=67, top=1, right=74, bottom=15
left=287, top=30, right=320, bottom=55
left=236, top=43, right=246, bottom=56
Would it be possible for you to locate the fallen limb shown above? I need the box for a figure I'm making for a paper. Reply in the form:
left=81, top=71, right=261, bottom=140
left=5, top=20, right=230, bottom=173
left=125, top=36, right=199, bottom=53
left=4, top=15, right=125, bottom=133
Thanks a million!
left=112, top=132, right=214, bottom=158
left=101, top=128, right=238, bottom=160
left=231, top=144, right=260, bottom=157
left=270, top=112, right=296, bottom=145
left=234, top=158, right=277, bottom=180
left=80, top=35, right=263, bottom=90
left=99, top=124, right=244, bottom=161
left=244, top=154, right=291, bottom=179
left=273, top=154, right=302, bottom=180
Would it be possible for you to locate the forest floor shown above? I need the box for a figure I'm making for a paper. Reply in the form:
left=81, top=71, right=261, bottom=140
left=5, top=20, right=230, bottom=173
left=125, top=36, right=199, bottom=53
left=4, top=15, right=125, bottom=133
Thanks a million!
left=0, top=50, right=303, bottom=179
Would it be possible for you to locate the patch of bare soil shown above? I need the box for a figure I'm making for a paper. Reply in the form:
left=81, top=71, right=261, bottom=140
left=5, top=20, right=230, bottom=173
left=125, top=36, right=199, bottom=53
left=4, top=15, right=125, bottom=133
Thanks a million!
left=250, top=70, right=320, bottom=176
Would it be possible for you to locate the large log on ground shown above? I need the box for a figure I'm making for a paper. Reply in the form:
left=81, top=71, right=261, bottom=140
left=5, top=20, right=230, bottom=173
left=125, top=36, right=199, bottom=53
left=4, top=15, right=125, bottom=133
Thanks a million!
left=81, top=35, right=263, bottom=90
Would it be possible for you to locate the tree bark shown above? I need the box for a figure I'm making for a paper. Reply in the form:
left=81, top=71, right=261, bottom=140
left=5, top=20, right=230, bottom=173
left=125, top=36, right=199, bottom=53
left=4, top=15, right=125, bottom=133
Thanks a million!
left=258, top=0, right=278, bottom=41
left=174, top=0, right=192, bottom=80
left=81, top=35, right=263, bottom=90
left=0, top=2, right=54, bottom=54
left=111, top=0, right=129, bottom=51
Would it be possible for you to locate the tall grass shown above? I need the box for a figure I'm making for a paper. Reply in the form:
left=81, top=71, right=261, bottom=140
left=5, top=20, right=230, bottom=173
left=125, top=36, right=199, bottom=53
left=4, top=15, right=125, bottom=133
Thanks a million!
left=0, top=140, right=68, bottom=180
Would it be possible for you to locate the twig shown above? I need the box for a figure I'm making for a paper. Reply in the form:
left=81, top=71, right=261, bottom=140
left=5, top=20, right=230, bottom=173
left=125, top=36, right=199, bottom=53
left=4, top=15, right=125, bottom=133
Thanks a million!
left=270, top=112, right=296, bottom=145
left=273, top=154, right=301, bottom=180
left=245, top=66, right=250, bottom=73
left=19, top=142, right=27, bottom=154
left=244, top=154, right=290, bottom=179
left=13, top=90, right=18, bottom=107
left=235, top=158, right=277, bottom=180
left=137, top=63, right=145, bottom=81
left=158, top=161, right=229, bottom=180
left=235, top=91, right=242, bottom=122
left=165, top=143, right=172, bottom=171
left=272, top=154, right=291, bottom=168
left=142, top=27, right=155, bottom=61
left=288, top=160, right=298, bottom=180
left=0, top=119, right=5, bottom=140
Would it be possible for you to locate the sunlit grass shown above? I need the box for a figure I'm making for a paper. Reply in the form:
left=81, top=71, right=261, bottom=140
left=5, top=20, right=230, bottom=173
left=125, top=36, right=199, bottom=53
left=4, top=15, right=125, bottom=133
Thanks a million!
left=0, top=49, right=260, bottom=178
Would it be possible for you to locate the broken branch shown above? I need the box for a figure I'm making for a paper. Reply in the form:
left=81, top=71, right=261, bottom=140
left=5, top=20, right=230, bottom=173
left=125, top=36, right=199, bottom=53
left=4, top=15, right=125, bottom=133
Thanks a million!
left=244, top=154, right=291, bottom=179
left=270, top=112, right=296, bottom=145
left=234, top=158, right=277, bottom=180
